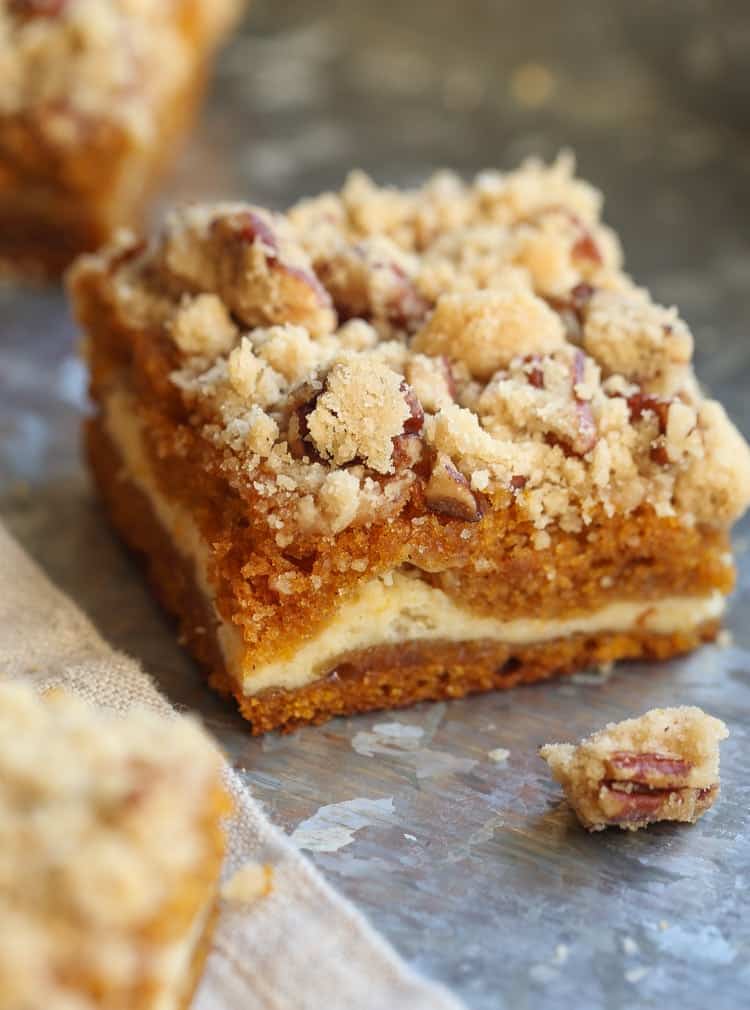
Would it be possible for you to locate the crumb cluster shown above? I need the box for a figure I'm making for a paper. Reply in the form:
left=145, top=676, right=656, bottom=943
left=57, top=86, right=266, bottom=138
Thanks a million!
left=0, top=682, right=227, bottom=1009
left=76, top=154, right=750, bottom=541
left=540, top=705, right=728, bottom=831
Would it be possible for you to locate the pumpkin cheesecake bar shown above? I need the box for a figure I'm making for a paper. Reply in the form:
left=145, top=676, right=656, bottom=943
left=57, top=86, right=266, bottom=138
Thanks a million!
left=0, top=0, right=243, bottom=276
left=70, top=155, right=750, bottom=733
left=0, top=681, right=230, bottom=1009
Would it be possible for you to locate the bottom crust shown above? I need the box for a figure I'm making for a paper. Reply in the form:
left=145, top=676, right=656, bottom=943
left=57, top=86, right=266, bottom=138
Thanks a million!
left=87, top=418, right=721, bottom=734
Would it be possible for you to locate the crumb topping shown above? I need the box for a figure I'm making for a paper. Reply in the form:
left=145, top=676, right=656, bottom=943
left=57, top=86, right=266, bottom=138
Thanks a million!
left=72, top=154, right=750, bottom=539
left=0, top=681, right=226, bottom=1009
left=0, top=0, right=239, bottom=140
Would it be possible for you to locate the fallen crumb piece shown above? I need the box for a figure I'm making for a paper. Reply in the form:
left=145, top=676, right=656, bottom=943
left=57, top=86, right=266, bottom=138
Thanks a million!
left=221, top=862, right=274, bottom=904
left=624, top=966, right=649, bottom=984
left=488, top=747, right=511, bottom=763
left=622, top=936, right=640, bottom=956
left=659, top=920, right=670, bottom=931
left=716, top=629, right=733, bottom=649
left=539, top=706, right=728, bottom=831
left=553, top=943, right=569, bottom=965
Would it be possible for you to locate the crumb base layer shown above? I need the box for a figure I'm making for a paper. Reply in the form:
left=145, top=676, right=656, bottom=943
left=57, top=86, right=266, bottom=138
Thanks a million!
left=87, top=417, right=721, bottom=734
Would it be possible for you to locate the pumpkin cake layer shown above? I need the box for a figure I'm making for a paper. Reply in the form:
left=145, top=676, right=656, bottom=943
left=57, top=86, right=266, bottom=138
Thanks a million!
left=70, top=155, right=750, bottom=733
left=0, top=681, right=230, bottom=1010
left=0, top=0, right=243, bottom=276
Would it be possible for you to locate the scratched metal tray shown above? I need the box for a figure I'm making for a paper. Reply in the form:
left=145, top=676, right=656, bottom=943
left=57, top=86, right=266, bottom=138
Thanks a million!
left=2, top=2, right=749, bottom=1007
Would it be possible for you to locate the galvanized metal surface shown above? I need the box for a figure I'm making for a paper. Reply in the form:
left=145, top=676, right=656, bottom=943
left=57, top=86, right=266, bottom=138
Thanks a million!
left=2, top=3, right=749, bottom=1007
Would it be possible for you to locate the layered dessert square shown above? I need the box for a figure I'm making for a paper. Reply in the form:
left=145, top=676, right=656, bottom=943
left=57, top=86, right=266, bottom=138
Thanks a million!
left=540, top=706, right=728, bottom=831
left=0, top=681, right=229, bottom=1010
left=70, top=155, right=750, bottom=734
left=0, top=0, right=243, bottom=275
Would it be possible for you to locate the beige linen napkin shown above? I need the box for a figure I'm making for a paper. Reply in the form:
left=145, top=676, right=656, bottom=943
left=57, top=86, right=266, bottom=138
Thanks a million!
left=0, top=522, right=465, bottom=1010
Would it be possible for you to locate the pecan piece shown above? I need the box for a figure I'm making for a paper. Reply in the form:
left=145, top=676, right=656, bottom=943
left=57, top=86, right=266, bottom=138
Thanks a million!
left=400, top=380, right=425, bottom=434
left=425, top=455, right=484, bottom=522
left=10, top=0, right=66, bottom=16
left=606, top=751, right=692, bottom=788
left=225, top=210, right=332, bottom=308
left=625, top=391, right=674, bottom=465
left=599, top=786, right=670, bottom=823
left=547, top=282, right=595, bottom=342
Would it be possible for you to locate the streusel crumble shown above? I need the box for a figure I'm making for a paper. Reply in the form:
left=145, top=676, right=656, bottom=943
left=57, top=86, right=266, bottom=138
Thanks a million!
left=0, top=0, right=243, bottom=275
left=0, top=681, right=230, bottom=1009
left=540, top=706, right=728, bottom=831
left=70, top=154, right=750, bottom=732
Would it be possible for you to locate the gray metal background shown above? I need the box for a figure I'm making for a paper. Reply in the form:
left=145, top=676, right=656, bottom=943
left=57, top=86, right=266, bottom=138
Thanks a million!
left=1, top=2, right=749, bottom=1007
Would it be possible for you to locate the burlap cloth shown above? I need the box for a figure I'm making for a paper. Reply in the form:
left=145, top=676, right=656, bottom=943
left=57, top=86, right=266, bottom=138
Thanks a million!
left=0, top=522, right=465, bottom=1010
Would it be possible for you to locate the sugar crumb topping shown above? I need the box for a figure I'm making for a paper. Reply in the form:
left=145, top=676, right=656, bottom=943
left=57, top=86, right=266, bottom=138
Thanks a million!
left=73, top=154, right=750, bottom=538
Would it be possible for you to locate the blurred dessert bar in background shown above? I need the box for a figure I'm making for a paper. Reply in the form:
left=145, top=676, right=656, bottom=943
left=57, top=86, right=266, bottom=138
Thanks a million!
left=70, top=155, right=750, bottom=733
left=0, top=681, right=229, bottom=1010
left=0, top=0, right=243, bottom=276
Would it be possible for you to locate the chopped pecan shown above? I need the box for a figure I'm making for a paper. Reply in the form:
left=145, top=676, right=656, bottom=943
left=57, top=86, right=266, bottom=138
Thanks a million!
left=599, top=785, right=671, bottom=823
left=509, top=474, right=528, bottom=491
left=284, top=381, right=322, bottom=461
left=224, top=211, right=333, bottom=309
left=440, top=356, right=458, bottom=400
left=10, top=0, right=66, bottom=16
left=392, top=433, right=423, bottom=469
left=605, top=751, right=692, bottom=789
left=626, top=392, right=671, bottom=431
left=400, top=381, right=425, bottom=434
left=625, top=392, right=674, bottom=465
left=547, top=282, right=595, bottom=342
left=385, top=264, right=430, bottom=332
left=425, top=456, right=485, bottom=522
left=524, top=354, right=545, bottom=389
left=572, top=231, right=603, bottom=265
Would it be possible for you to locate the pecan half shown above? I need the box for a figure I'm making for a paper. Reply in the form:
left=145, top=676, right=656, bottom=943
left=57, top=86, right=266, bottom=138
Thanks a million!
left=605, top=751, right=692, bottom=788
left=425, top=456, right=485, bottom=522
left=599, top=785, right=671, bottom=823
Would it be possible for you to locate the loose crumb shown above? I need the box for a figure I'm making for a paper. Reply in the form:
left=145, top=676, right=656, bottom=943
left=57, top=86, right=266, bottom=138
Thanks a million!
left=488, top=748, right=510, bottom=763
left=540, top=706, right=728, bottom=831
left=221, top=862, right=274, bottom=904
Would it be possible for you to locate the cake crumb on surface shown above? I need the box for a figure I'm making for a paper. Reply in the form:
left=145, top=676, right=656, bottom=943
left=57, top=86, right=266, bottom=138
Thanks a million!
left=488, top=748, right=510, bottom=763
left=221, top=862, right=274, bottom=904
left=540, top=706, right=728, bottom=832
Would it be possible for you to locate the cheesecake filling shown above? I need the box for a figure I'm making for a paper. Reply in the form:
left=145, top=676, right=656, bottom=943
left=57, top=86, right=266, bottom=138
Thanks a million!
left=104, top=389, right=727, bottom=696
